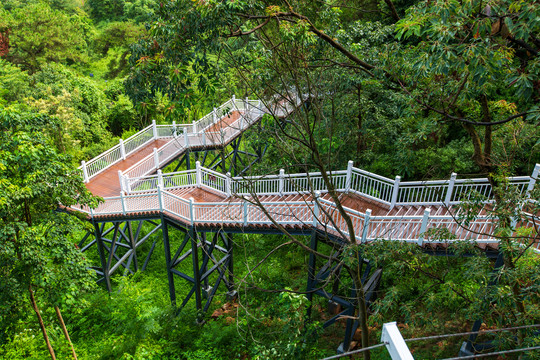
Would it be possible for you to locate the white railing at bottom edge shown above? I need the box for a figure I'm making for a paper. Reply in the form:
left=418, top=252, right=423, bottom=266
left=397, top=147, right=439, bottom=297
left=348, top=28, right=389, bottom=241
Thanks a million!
left=70, top=185, right=538, bottom=247
left=72, top=161, right=540, bottom=246
left=78, top=96, right=265, bottom=183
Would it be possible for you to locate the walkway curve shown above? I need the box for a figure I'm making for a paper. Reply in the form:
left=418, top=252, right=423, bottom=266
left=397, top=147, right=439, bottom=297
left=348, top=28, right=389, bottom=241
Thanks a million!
left=72, top=98, right=540, bottom=251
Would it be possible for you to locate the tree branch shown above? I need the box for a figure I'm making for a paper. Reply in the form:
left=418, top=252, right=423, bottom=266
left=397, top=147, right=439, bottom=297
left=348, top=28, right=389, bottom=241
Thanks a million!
left=235, top=11, right=376, bottom=73
left=383, top=0, right=400, bottom=22
left=226, top=17, right=271, bottom=38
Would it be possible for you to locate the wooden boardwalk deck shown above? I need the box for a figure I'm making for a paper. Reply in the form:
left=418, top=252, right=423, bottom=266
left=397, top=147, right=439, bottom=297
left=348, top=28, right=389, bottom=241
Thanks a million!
left=84, top=184, right=506, bottom=250
left=86, top=110, right=255, bottom=198
left=76, top=99, right=538, bottom=251
left=86, top=139, right=169, bottom=197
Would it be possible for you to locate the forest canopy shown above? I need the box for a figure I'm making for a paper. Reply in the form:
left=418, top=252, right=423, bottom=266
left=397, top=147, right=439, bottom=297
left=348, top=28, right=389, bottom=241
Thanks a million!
left=0, top=0, right=539, bottom=359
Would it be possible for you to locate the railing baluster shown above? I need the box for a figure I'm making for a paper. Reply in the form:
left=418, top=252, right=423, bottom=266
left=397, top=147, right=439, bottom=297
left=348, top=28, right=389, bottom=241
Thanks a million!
left=119, top=139, right=126, bottom=160
left=81, top=161, right=89, bottom=183
left=152, top=120, right=158, bottom=139
left=417, top=208, right=431, bottom=246
left=345, top=160, right=353, bottom=192
left=527, top=164, right=540, bottom=194
left=361, top=209, right=371, bottom=243
left=120, top=191, right=126, bottom=215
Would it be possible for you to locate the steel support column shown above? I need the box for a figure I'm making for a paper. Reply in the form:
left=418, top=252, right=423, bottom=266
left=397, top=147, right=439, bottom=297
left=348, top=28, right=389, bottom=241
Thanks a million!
left=93, top=221, right=112, bottom=292
left=127, top=221, right=139, bottom=272
left=226, top=233, right=236, bottom=298
left=190, top=226, right=203, bottom=317
left=459, top=251, right=504, bottom=356
left=306, top=229, right=318, bottom=318
left=162, top=216, right=177, bottom=306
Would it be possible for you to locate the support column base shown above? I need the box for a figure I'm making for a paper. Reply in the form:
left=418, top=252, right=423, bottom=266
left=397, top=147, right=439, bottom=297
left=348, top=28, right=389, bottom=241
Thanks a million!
left=328, top=300, right=342, bottom=315
left=202, top=286, right=213, bottom=299
left=336, top=342, right=348, bottom=354
left=226, top=290, right=238, bottom=301
left=459, top=342, right=474, bottom=356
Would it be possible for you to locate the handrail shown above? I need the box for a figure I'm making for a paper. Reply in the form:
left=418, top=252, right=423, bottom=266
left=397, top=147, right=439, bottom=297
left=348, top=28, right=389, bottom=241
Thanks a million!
left=123, top=162, right=540, bottom=209
left=77, top=94, right=540, bottom=246
left=85, top=161, right=539, bottom=245
left=79, top=97, right=262, bottom=182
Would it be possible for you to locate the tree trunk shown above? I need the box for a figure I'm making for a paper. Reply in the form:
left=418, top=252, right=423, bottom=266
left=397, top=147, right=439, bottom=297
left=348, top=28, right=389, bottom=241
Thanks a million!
left=352, top=266, right=371, bottom=360
left=383, top=0, right=400, bottom=22
left=467, top=98, right=527, bottom=347
left=29, top=285, right=56, bottom=360
left=55, top=306, right=78, bottom=360
left=312, top=147, right=371, bottom=358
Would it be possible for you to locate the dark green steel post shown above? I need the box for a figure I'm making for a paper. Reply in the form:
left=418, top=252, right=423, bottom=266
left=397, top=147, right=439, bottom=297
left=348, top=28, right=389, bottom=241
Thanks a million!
left=230, top=137, right=240, bottom=175
left=161, top=217, right=177, bottom=306
left=93, top=221, right=112, bottom=292
left=227, top=233, right=234, bottom=290
left=127, top=221, right=139, bottom=272
left=106, top=222, right=119, bottom=274
left=460, top=251, right=504, bottom=356
left=190, top=226, right=202, bottom=315
left=340, top=290, right=356, bottom=353
left=201, top=232, right=209, bottom=290
left=306, top=230, right=318, bottom=318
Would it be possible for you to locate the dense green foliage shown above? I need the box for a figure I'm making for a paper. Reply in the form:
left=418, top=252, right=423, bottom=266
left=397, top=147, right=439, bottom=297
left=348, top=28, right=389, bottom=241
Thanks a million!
left=0, top=108, right=98, bottom=358
left=1, top=0, right=539, bottom=358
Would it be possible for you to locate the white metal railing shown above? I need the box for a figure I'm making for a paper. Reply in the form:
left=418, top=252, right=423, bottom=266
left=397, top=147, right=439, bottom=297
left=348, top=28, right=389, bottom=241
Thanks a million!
left=232, top=175, right=280, bottom=195
left=397, top=175, right=533, bottom=206
left=84, top=184, right=536, bottom=245
left=124, top=125, right=155, bottom=154
left=318, top=197, right=368, bottom=242
left=83, top=145, right=122, bottom=180
left=161, top=191, right=191, bottom=222
left=84, top=160, right=539, bottom=246
left=123, top=154, right=155, bottom=179
left=106, top=97, right=262, bottom=184
left=156, top=125, right=178, bottom=138
left=199, top=167, right=228, bottom=195
left=77, top=92, right=539, bottom=245
left=196, top=99, right=232, bottom=131
left=122, top=161, right=540, bottom=211
left=80, top=96, right=265, bottom=182
left=125, top=165, right=349, bottom=197
left=350, top=166, right=395, bottom=205
left=80, top=123, right=155, bottom=181
left=193, top=96, right=260, bottom=133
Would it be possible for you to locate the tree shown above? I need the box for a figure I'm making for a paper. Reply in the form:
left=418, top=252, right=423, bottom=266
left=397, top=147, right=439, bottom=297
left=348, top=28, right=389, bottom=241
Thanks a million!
left=392, top=0, right=540, bottom=179
left=125, top=0, right=539, bottom=356
left=28, top=63, right=113, bottom=158
left=0, top=106, right=98, bottom=359
left=0, top=59, right=31, bottom=105
left=362, top=171, right=540, bottom=356
left=85, top=0, right=157, bottom=23
left=0, top=2, right=89, bottom=73
left=126, top=3, right=391, bottom=357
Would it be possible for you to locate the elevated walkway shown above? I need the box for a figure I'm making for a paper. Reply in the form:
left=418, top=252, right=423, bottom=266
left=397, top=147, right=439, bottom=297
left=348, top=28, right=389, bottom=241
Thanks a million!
left=73, top=102, right=540, bottom=250
left=80, top=98, right=267, bottom=196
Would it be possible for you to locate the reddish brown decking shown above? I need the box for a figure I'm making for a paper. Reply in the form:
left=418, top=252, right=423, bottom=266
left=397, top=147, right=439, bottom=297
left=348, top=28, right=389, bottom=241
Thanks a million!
left=86, top=139, right=169, bottom=197
left=78, top=110, right=538, bottom=251
left=205, top=111, right=242, bottom=133
left=85, top=112, right=248, bottom=198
